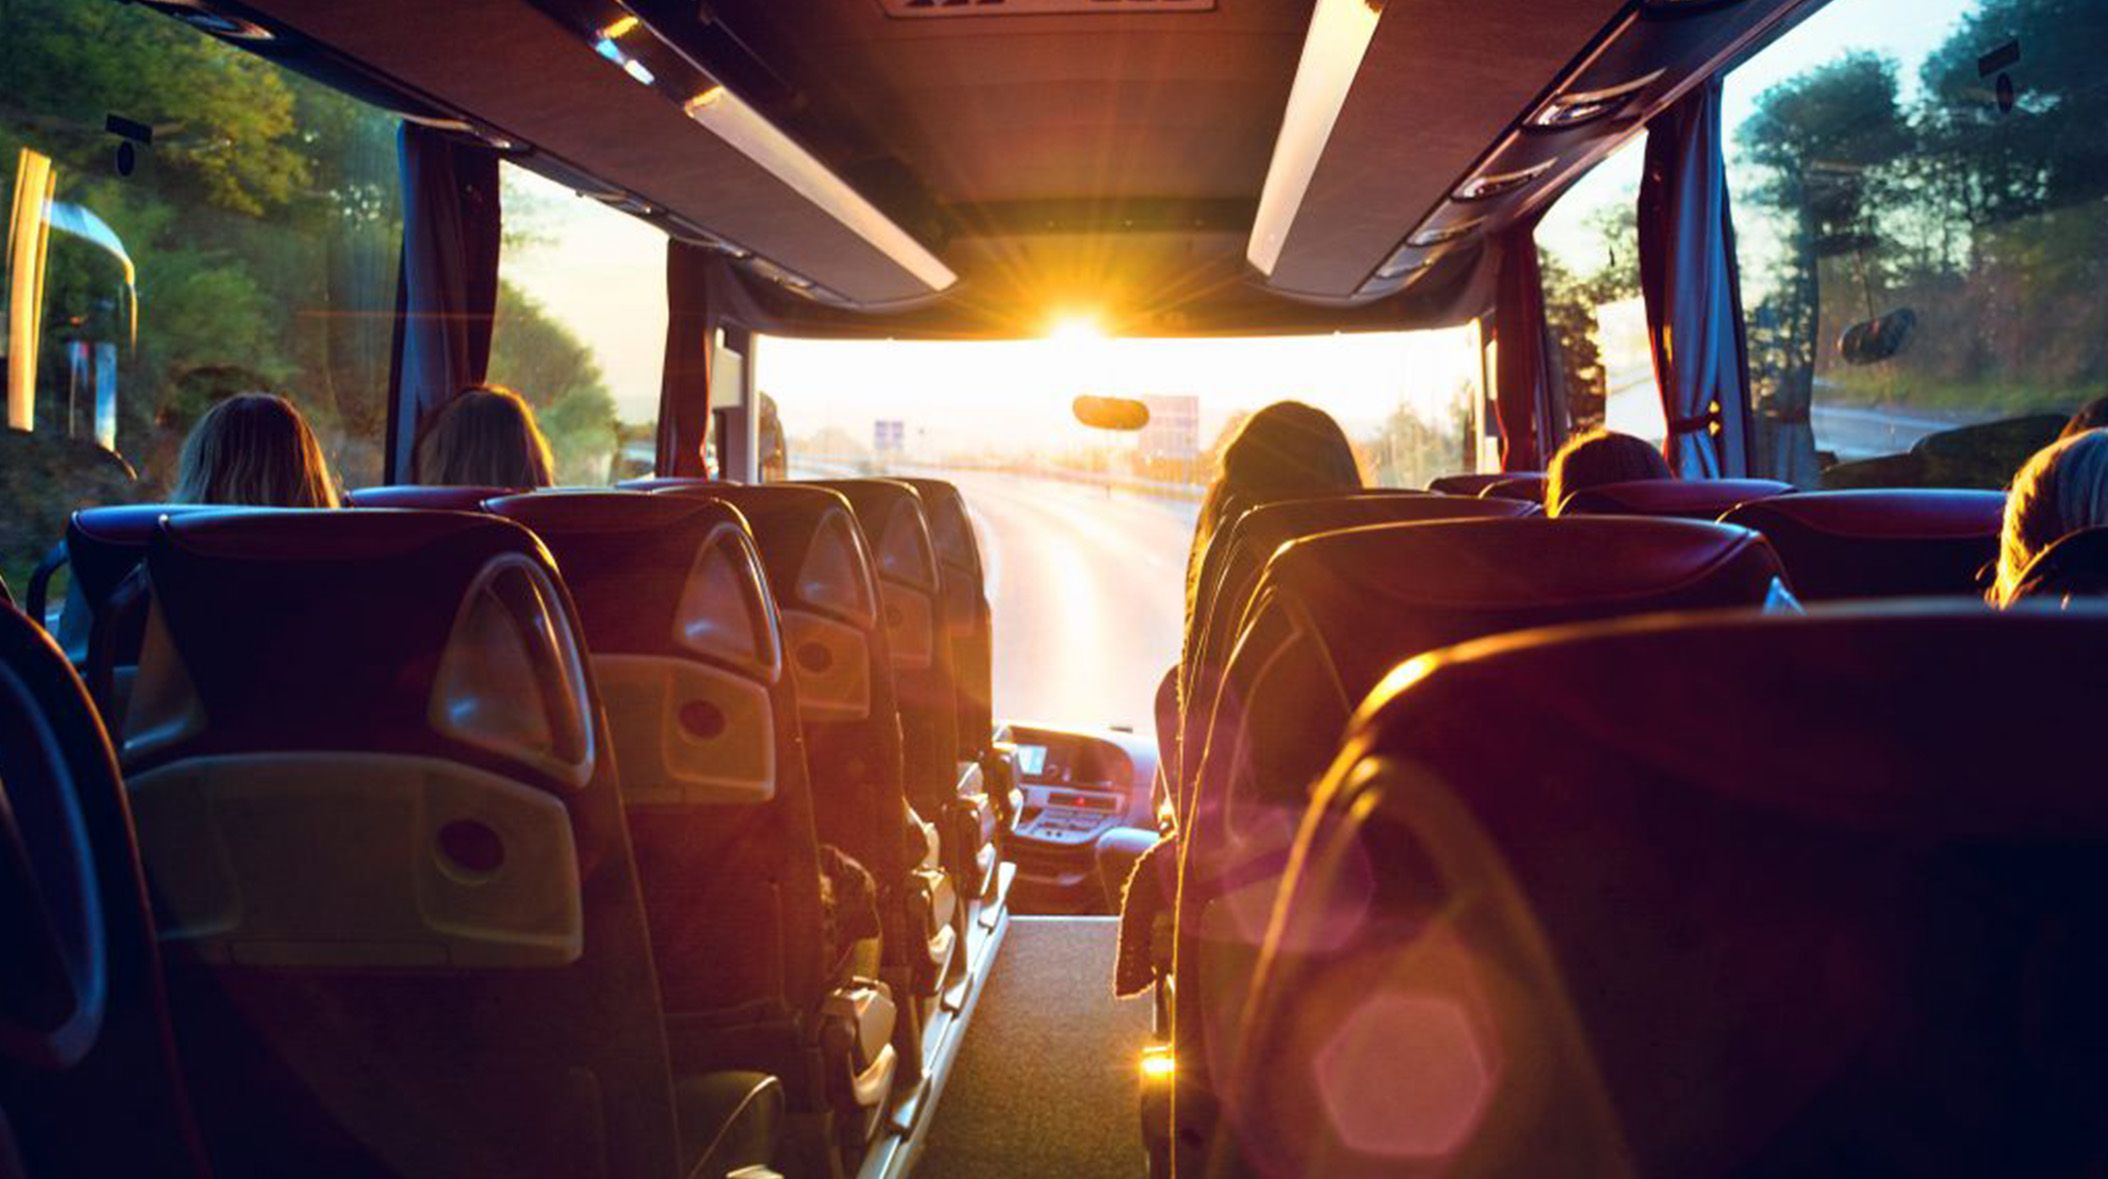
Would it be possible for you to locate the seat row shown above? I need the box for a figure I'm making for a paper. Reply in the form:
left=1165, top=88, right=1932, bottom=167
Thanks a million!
left=0, top=475, right=1009, bottom=1179
left=1148, top=473, right=2108, bottom=1173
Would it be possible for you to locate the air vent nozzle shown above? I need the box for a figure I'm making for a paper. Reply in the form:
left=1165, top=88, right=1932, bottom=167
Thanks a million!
left=879, top=0, right=1214, bottom=16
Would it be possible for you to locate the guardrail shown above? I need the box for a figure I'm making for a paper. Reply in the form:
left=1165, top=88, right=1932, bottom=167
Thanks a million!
left=794, top=455, right=1207, bottom=503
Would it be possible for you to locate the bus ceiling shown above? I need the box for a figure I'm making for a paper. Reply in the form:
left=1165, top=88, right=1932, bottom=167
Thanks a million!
left=162, top=0, right=1832, bottom=339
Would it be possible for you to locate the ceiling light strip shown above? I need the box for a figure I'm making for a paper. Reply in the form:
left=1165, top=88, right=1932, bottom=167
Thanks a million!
left=681, top=86, right=956, bottom=292
left=1245, top=0, right=1384, bottom=276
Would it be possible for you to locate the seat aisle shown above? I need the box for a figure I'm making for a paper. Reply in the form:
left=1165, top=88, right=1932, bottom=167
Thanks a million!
left=916, top=917, right=1151, bottom=1178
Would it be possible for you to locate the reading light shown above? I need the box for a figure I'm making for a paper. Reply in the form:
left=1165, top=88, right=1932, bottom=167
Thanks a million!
left=1453, top=158, right=1557, bottom=202
left=599, top=13, right=640, bottom=38
left=1246, top=0, right=1385, bottom=276
left=681, top=85, right=957, bottom=292
left=1528, top=71, right=1664, bottom=130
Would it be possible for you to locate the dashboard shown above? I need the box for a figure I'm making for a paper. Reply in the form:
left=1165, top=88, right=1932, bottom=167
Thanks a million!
left=999, top=722, right=1159, bottom=913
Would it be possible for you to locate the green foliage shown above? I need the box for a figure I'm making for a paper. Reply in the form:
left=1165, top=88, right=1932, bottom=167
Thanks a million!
left=487, top=281, right=621, bottom=484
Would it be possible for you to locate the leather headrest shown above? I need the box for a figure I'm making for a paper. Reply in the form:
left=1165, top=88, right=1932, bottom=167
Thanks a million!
left=345, top=485, right=518, bottom=511
left=1262, top=517, right=1787, bottom=694
left=897, top=478, right=982, bottom=577
left=1428, top=472, right=1538, bottom=497
left=1558, top=477, right=1793, bottom=519
left=134, top=510, right=592, bottom=788
left=806, top=480, right=939, bottom=594
left=1479, top=474, right=1548, bottom=503
left=488, top=492, right=780, bottom=678
left=67, top=505, right=231, bottom=608
left=645, top=483, right=880, bottom=629
left=1353, top=605, right=2108, bottom=818
left=2014, top=526, right=2108, bottom=604
left=1722, top=490, right=2003, bottom=600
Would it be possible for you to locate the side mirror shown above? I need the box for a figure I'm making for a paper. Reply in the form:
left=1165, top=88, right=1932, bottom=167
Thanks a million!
left=1073, top=396, right=1151, bottom=432
left=1838, top=307, right=1917, bottom=365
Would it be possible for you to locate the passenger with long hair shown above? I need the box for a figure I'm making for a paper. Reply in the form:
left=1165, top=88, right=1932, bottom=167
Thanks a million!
left=1184, top=401, right=1362, bottom=633
left=1990, top=429, right=2108, bottom=607
left=170, top=393, right=340, bottom=508
left=1545, top=429, right=1672, bottom=517
left=413, top=384, right=556, bottom=488
left=2058, top=394, right=2108, bottom=441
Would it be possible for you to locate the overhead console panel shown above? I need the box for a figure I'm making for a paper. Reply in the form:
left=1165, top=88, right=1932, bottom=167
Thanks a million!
left=1254, top=0, right=1818, bottom=305
left=230, top=0, right=956, bottom=309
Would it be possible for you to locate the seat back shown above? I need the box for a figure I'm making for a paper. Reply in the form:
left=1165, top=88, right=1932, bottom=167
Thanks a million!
left=488, top=491, right=832, bottom=1023
left=635, top=480, right=911, bottom=891
left=1556, top=477, right=1792, bottom=518
left=2012, top=526, right=2108, bottom=605
left=345, top=484, right=518, bottom=511
left=122, top=508, right=684, bottom=1179
left=806, top=480, right=960, bottom=817
left=1720, top=489, right=2003, bottom=600
left=0, top=604, right=205, bottom=1177
left=1229, top=608, right=2108, bottom=1177
left=1477, top=473, right=1548, bottom=503
left=1176, top=518, right=1788, bottom=1138
left=898, top=478, right=994, bottom=760
left=1179, top=493, right=1535, bottom=807
left=58, top=505, right=226, bottom=707
left=1427, top=472, right=1535, bottom=497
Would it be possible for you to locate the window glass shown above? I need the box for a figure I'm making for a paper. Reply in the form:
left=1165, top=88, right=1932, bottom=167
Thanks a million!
left=2, top=0, right=399, bottom=589
left=1536, top=135, right=1660, bottom=444
left=489, top=165, right=666, bottom=485
left=1726, top=0, right=2108, bottom=487
left=757, top=326, right=1485, bottom=729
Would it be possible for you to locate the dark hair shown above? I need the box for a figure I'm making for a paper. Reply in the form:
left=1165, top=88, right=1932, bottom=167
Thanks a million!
left=171, top=393, right=339, bottom=508
left=1545, top=430, right=1672, bottom=516
left=413, top=385, right=556, bottom=489
left=1184, top=401, right=1362, bottom=635
left=2059, top=394, right=2108, bottom=441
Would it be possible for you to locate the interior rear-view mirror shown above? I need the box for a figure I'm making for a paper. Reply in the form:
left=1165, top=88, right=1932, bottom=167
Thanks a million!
left=1838, top=307, right=1917, bottom=365
left=1073, top=396, right=1150, bottom=432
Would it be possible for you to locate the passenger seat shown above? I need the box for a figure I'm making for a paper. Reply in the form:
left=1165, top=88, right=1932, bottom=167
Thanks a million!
left=488, top=490, right=899, bottom=1165
left=120, top=508, right=769, bottom=1178
left=1555, top=476, right=1792, bottom=518
left=0, top=602, right=207, bottom=1176
left=1720, top=489, right=2004, bottom=600
left=1226, top=607, right=2108, bottom=1176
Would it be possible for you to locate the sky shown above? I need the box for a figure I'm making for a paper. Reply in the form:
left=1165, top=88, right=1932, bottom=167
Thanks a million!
left=496, top=0, right=1986, bottom=438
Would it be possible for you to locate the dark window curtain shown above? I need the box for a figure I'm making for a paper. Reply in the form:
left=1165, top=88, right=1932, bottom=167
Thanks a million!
left=386, top=125, right=501, bottom=482
left=657, top=240, right=716, bottom=477
left=1493, top=224, right=1565, bottom=471
left=1639, top=77, right=1752, bottom=479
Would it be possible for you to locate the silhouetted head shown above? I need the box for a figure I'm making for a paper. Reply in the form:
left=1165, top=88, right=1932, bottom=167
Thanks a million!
left=1545, top=430, right=1672, bottom=516
left=413, top=384, right=555, bottom=489
left=1992, top=428, right=2108, bottom=607
left=171, top=393, right=339, bottom=508
left=1187, top=401, right=1363, bottom=625
left=2058, top=394, right=2108, bottom=442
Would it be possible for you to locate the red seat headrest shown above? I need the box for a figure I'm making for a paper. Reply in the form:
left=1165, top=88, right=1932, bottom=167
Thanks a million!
left=1557, top=477, right=1793, bottom=519
left=1722, top=489, right=2003, bottom=600
left=345, top=485, right=520, bottom=511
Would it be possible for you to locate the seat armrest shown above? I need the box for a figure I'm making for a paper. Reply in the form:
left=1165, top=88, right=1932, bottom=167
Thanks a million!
left=676, top=1071, right=784, bottom=1179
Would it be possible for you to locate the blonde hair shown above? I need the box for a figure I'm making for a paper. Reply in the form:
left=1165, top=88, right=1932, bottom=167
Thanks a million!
left=413, top=385, right=555, bottom=489
left=171, top=393, right=339, bottom=508
left=1992, top=429, right=2108, bottom=606
left=1545, top=429, right=1672, bottom=517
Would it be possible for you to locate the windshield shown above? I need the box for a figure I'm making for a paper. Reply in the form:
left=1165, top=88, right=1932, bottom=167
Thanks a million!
left=756, top=324, right=1489, bottom=727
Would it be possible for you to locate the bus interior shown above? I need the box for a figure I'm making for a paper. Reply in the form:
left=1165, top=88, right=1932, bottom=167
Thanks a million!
left=4, top=0, right=2108, bottom=1175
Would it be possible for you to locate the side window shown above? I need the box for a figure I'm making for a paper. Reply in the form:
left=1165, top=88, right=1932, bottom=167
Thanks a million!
left=489, top=164, right=666, bottom=485
left=1537, top=135, right=1658, bottom=444
left=1726, top=0, right=2108, bottom=487
left=2, top=0, right=398, bottom=588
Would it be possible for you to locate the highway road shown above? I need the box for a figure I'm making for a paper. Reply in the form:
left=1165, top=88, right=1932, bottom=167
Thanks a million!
left=947, top=471, right=1197, bottom=737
